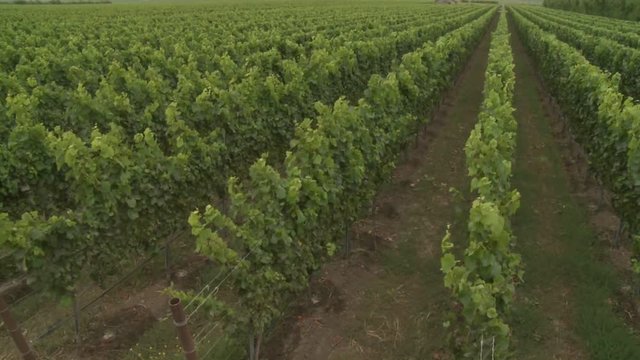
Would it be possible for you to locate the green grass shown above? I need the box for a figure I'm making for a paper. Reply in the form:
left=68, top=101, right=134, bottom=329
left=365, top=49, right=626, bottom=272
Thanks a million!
left=509, top=15, right=640, bottom=358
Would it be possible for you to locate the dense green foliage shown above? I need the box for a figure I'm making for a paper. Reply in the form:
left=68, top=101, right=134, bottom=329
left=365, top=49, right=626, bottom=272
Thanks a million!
left=511, top=6, right=640, bottom=275
left=524, top=6, right=640, bottom=49
left=6, top=1, right=112, bottom=4
left=544, top=0, right=640, bottom=21
left=441, top=10, right=520, bottom=358
left=0, top=3, right=493, bottom=295
left=188, top=7, right=496, bottom=357
left=517, top=6, right=640, bottom=101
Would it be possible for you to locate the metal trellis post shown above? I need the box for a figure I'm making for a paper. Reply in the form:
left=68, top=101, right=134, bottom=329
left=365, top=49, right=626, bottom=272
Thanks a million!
left=169, top=297, right=197, bottom=360
left=0, top=296, right=36, bottom=360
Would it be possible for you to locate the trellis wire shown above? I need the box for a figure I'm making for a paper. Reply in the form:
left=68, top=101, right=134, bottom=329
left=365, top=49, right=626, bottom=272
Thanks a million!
left=199, top=332, right=228, bottom=360
left=32, top=230, right=187, bottom=344
left=186, top=251, right=252, bottom=320
left=184, top=250, right=252, bottom=311
left=183, top=267, right=227, bottom=311
left=492, top=336, right=495, bottom=360
left=16, top=307, right=40, bottom=329
left=188, top=297, right=244, bottom=359
left=9, top=290, right=36, bottom=309
left=194, top=322, right=220, bottom=345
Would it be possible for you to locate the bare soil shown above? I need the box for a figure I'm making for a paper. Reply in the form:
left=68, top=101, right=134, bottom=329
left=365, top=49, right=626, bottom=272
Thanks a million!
left=508, top=12, right=640, bottom=359
left=262, top=12, right=640, bottom=360
left=508, top=17, right=585, bottom=358
left=7, top=11, right=640, bottom=360
left=262, top=16, right=499, bottom=360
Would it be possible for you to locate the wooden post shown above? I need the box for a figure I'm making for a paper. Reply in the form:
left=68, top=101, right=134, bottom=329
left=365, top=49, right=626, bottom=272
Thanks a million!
left=0, top=296, right=36, bottom=360
left=169, top=297, right=197, bottom=360
left=249, top=334, right=255, bottom=360
left=344, top=224, right=351, bottom=258
left=72, top=291, right=81, bottom=344
left=165, top=240, right=172, bottom=281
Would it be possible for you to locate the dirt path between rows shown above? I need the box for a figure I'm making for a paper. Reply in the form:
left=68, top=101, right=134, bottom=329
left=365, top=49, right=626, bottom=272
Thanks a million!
left=261, top=11, right=640, bottom=360
left=508, top=13, right=640, bottom=360
left=508, top=15, right=585, bottom=359
left=263, top=17, right=497, bottom=360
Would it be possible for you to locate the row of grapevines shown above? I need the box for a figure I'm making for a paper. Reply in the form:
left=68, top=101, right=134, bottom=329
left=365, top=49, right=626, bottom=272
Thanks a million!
left=0, top=6, right=492, bottom=295
left=441, top=10, right=521, bottom=358
left=510, top=7, right=640, bottom=273
left=0, top=6, right=486, bottom=187
left=516, top=6, right=640, bottom=101
left=0, top=3, right=440, bottom=73
left=0, top=6, right=481, bottom=142
left=185, top=8, right=497, bottom=357
left=537, top=4, right=640, bottom=34
left=0, top=4, right=468, bottom=97
left=543, top=0, right=640, bottom=22
left=527, top=5, right=640, bottom=49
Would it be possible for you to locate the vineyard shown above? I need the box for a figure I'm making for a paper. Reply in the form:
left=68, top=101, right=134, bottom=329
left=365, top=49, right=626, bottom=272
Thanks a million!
left=1, top=1, right=640, bottom=360
left=543, top=0, right=640, bottom=21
